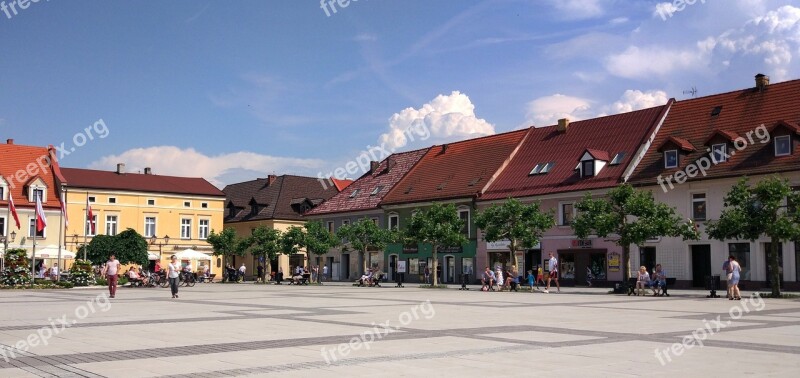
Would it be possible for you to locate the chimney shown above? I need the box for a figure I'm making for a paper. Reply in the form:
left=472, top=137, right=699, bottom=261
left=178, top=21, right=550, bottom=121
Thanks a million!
left=116, top=163, right=125, bottom=174
left=440, top=144, right=448, bottom=154
left=144, top=167, right=152, bottom=175
left=557, top=118, right=570, bottom=132
left=755, top=73, right=769, bottom=91
left=369, top=161, right=380, bottom=174
left=6, top=139, right=13, bottom=145
left=267, top=174, right=277, bottom=186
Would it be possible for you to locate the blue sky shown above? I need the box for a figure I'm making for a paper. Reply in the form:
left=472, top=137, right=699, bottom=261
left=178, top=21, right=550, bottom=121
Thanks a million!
left=1, top=0, right=798, bottom=187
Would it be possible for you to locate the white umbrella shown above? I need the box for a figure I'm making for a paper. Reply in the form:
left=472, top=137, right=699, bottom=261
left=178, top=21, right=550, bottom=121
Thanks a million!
left=174, top=249, right=212, bottom=260
left=29, top=245, right=76, bottom=259
left=148, top=252, right=160, bottom=261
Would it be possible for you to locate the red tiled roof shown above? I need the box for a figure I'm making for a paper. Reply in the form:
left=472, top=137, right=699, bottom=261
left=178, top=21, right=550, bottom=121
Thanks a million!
left=331, top=178, right=353, bottom=191
left=658, top=136, right=696, bottom=152
left=629, top=78, right=800, bottom=185
left=307, top=148, right=430, bottom=216
left=381, top=130, right=530, bottom=205
left=61, top=168, right=224, bottom=197
left=0, top=142, right=63, bottom=209
left=703, top=129, right=740, bottom=145
left=773, top=120, right=800, bottom=134
left=224, top=175, right=340, bottom=222
left=481, top=104, right=670, bottom=200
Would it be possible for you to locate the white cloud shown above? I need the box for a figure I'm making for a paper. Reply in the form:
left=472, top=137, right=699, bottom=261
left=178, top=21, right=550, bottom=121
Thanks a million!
left=525, top=94, right=594, bottom=126
left=525, top=90, right=669, bottom=126
left=547, top=0, right=607, bottom=19
left=609, top=17, right=629, bottom=25
left=378, top=91, right=495, bottom=151
left=89, top=146, right=325, bottom=188
left=604, top=45, right=707, bottom=79
left=353, top=33, right=378, bottom=42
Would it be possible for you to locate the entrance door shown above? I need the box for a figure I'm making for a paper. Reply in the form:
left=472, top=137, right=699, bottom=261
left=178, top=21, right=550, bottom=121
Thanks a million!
left=445, top=256, right=455, bottom=283
left=691, top=245, right=711, bottom=287
left=764, top=242, right=784, bottom=288
left=341, top=254, right=350, bottom=280
left=389, top=255, right=398, bottom=281
left=326, top=256, right=334, bottom=280
left=556, top=251, right=576, bottom=286
left=640, top=247, right=656, bottom=273
left=525, top=250, right=541, bottom=276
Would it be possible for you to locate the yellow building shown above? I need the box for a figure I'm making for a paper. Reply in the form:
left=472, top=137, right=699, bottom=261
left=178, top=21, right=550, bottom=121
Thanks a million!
left=61, top=164, right=226, bottom=275
left=222, top=175, right=346, bottom=276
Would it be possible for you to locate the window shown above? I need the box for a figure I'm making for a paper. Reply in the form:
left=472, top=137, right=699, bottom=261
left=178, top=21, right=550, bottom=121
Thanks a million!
left=371, top=218, right=379, bottom=226
left=342, top=219, right=350, bottom=226
left=108, top=197, right=116, bottom=204
left=144, top=217, right=156, bottom=238
left=692, top=193, right=707, bottom=221
left=610, top=152, right=625, bottom=166
left=184, top=201, right=191, bottom=207
left=529, top=164, right=543, bottom=175
left=0, top=186, right=5, bottom=201
left=349, top=189, right=361, bottom=199
left=409, top=258, right=419, bottom=275
left=458, top=207, right=470, bottom=236
left=388, top=214, right=399, bottom=230
left=180, top=219, right=192, bottom=239
left=33, top=188, right=44, bottom=202
left=539, top=162, right=555, bottom=174
left=327, top=221, right=334, bottom=233
left=711, top=143, right=727, bottom=163
left=795, top=241, right=800, bottom=283
left=201, top=202, right=208, bottom=209
left=711, top=106, right=722, bottom=117
left=729, top=243, right=751, bottom=280
left=88, top=196, right=96, bottom=203
left=147, top=199, right=155, bottom=206
left=29, top=218, right=44, bottom=238
left=198, top=219, right=209, bottom=239
left=775, top=135, right=791, bottom=156
left=370, top=186, right=383, bottom=196
left=0, top=217, right=5, bottom=237
left=560, top=203, right=574, bottom=226
left=105, top=215, right=118, bottom=236
left=85, top=214, right=97, bottom=236
left=664, top=150, right=678, bottom=168
left=581, top=160, right=594, bottom=178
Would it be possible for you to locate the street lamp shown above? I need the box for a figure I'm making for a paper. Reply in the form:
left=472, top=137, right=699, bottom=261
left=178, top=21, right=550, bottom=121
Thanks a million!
left=150, top=235, right=170, bottom=258
left=1, top=230, right=18, bottom=271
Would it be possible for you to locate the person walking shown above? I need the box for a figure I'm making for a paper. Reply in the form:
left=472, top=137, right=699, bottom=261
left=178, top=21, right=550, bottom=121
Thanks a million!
left=424, top=266, right=430, bottom=284
left=168, top=255, right=180, bottom=299
left=101, top=254, right=121, bottom=298
left=545, top=252, right=560, bottom=293
left=257, top=264, right=264, bottom=283
left=729, top=256, right=742, bottom=300
left=239, top=263, right=247, bottom=282
left=322, top=265, right=328, bottom=282
left=723, top=258, right=733, bottom=299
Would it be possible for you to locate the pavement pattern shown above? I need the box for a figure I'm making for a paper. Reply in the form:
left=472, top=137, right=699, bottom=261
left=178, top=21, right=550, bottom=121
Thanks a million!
left=0, top=283, right=798, bottom=377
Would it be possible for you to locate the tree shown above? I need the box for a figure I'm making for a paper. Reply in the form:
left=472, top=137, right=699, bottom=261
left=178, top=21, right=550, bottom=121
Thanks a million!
left=475, top=198, right=554, bottom=268
left=337, top=218, right=396, bottom=276
left=244, top=225, right=283, bottom=280
left=280, top=226, right=306, bottom=268
left=403, top=203, right=468, bottom=286
left=706, top=176, right=800, bottom=297
left=82, top=229, right=148, bottom=266
left=302, top=221, right=339, bottom=282
left=207, top=228, right=247, bottom=267
left=572, top=184, right=698, bottom=281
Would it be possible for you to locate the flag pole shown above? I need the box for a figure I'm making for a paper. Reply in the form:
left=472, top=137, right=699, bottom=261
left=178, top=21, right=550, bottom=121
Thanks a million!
left=83, top=192, right=89, bottom=260
left=56, top=188, right=64, bottom=282
left=31, top=195, right=38, bottom=287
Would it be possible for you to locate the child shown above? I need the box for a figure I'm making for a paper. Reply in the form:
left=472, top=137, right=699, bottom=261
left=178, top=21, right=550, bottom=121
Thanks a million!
left=526, top=270, right=535, bottom=292
left=535, top=265, right=544, bottom=289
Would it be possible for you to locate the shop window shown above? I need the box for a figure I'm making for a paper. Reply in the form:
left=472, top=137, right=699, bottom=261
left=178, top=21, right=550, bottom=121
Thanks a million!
left=590, top=253, right=607, bottom=280
left=692, top=193, right=707, bottom=221
left=728, top=243, right=751, bottom=280
left=560, top=254, right=575, bottom=279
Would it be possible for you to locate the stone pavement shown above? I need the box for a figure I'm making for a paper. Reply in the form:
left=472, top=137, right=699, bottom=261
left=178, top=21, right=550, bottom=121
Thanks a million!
left=0, top=283, right=798, bottom=377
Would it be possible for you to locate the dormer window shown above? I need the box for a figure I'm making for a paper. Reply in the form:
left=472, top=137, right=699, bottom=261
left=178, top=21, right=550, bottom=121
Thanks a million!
left=711, top=144, right=727, bottom=163
left=581, top=160, right=595, bottom=178
left=775, top=135, right=791, bottom=156
left=664, top=150, right=679, bottom=168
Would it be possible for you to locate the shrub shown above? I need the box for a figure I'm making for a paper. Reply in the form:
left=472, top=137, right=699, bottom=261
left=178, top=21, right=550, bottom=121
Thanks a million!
left=54, top=281, right=74, bottom=289
left=95, top=277, right=108, bottom=286
left=119, top=276, right=129, bottom=286
left=69, top=259, right=96, bottom=287
left=1, top=249, right=32, bottom=286
left=418, top=284, right=449, bottom=289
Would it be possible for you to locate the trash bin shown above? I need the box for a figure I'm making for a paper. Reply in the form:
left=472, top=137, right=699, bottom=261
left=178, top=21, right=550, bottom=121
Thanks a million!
left=705, top=275, right=721, bottom=298
left=613, top=282, right=627, bottom=294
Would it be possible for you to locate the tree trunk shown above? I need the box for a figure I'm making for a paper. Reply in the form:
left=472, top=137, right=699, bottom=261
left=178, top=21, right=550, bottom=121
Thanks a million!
left=509, top=241, right=519, bottom=269
left=360, top=249, right=367, bottom=276
left=318, top=255, right=323, bottom=283
left=432, top=246, right=439, bottom=286
left=623, top=245, right=631, bottom=282
left=769, top=238, right=781, bottom=297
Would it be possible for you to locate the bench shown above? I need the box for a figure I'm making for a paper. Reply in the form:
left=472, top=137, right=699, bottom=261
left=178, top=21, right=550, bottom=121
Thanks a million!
left=627, top=277, right=675, bottom=296
left=200, top=274, right=216, bottom=283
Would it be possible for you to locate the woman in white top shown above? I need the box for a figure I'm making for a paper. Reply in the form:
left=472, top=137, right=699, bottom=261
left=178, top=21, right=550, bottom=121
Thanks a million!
left=168, top=255, right=181, bottom=299
left=635, top=266, right=650, bottom=296
left=495, top=269, right=503, bottom=291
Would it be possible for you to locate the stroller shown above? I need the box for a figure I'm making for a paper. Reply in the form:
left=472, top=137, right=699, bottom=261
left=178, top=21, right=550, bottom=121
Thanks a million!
left=225, top=267, right=240, bottom=283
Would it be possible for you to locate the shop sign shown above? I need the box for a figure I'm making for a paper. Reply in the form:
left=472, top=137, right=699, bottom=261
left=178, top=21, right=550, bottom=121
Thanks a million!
left=571, top=239, right=592, bottom=248
left=402, top=244, right=418, bottom=254
left=487, top=240, right=540, bottom=250
left=396, top=261, right=406, bottom=273
left=608, top=252, right=621, bottom=272
left=437, top=245, right=463, bottom=254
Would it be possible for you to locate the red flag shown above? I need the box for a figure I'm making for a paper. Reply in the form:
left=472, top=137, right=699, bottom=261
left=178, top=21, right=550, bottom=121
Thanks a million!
left=86, top=196, right=95, bottom=235
left=35, top=193, right=47, bottom=232
left=8, top=193, right=21, bottom=229
left=60, top=196, right=69, bottom=229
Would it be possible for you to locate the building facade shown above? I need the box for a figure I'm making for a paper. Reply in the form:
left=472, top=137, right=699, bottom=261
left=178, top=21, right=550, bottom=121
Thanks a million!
left=61, top=165, right=226, bottom=275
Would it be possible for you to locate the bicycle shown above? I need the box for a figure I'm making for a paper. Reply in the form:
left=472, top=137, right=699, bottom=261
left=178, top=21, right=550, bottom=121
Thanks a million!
left=180, top=271, right=196, bottom=287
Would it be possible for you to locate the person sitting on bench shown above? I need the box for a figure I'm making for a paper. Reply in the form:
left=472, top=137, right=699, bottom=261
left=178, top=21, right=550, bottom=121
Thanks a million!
left=480, top=267, right=496, bottom=291
left=635, top=266, right=650, bottom=296
left=128, top=268, right=143, bottom=286
left=650, top=264, right=667, bottom=296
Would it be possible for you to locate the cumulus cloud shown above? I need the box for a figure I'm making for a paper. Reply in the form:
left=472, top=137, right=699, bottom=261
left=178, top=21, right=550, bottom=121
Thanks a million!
left=377, top=91, right=495, bottom=151
left=525, top=90, right=668, bottom=126
left=89, top=146, right=325, bottom=188
left=604, top=45, right=707, bottom=79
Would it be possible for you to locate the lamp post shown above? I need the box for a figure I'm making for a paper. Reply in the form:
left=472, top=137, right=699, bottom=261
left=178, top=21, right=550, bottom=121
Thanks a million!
left=150, top=235, right=170, bottom=261
left=1, top=230, right=18, bottom=271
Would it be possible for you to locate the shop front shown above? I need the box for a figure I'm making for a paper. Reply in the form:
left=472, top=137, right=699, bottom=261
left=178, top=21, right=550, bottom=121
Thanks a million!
left=543, top=237, right=622, bottom=286
left=385, top=240, right=477, bottom=284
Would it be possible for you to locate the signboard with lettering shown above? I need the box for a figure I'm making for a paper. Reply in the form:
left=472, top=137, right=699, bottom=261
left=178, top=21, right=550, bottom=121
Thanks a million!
left=437, top=245, right=463, bottom=254
left=571, top=239, right=593, bottom=248
left=608, top=252, right=620, bottom=272
left=487, top=240, right=540, bottom=250
left=402, top=244, right=418, bottom=254
left=397, top=261, right=406, bottom=273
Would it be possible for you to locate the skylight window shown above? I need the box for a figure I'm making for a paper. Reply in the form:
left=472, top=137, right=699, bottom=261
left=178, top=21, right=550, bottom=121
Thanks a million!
left=529, top=164, right=543, bottom=175
left=370, top=186, right=383, bottom=196
left=349, top=189, right=361, bottom=198
left=539, top=162, right=555, bottom=174
left=711, top=106, right=722, bottom=117
left=609, top=152, right=625, bottom=165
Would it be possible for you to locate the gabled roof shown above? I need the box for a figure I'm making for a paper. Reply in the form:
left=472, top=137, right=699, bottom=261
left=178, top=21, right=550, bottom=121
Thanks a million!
left=657, top=136, right=696, bottom=152
left=703, top=129, right=740, bottom=145
left=0, top=141, right=64, bottom=209
left=61, top=168, right=224, bottom=197
left=629, top=77, right=800, bottom=184
left=481, top=104, right=670, bottom=200
left=306, top=148, right=430, bottom=216
left=223, top=175, right=340, bottom=222
left=773, top=120, right=800, bottom=135
left=331, top=178, right=354, bottom=191
left=381, top=129, right=530, bottom=206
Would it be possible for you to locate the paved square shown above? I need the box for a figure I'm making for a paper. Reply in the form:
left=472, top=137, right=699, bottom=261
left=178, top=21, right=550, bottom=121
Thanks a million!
left=0, top=284, right=798, bottom=377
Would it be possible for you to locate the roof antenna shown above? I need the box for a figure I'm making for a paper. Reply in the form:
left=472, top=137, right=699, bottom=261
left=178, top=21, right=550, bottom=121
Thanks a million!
left=683, top=86, right=697, bottom=97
